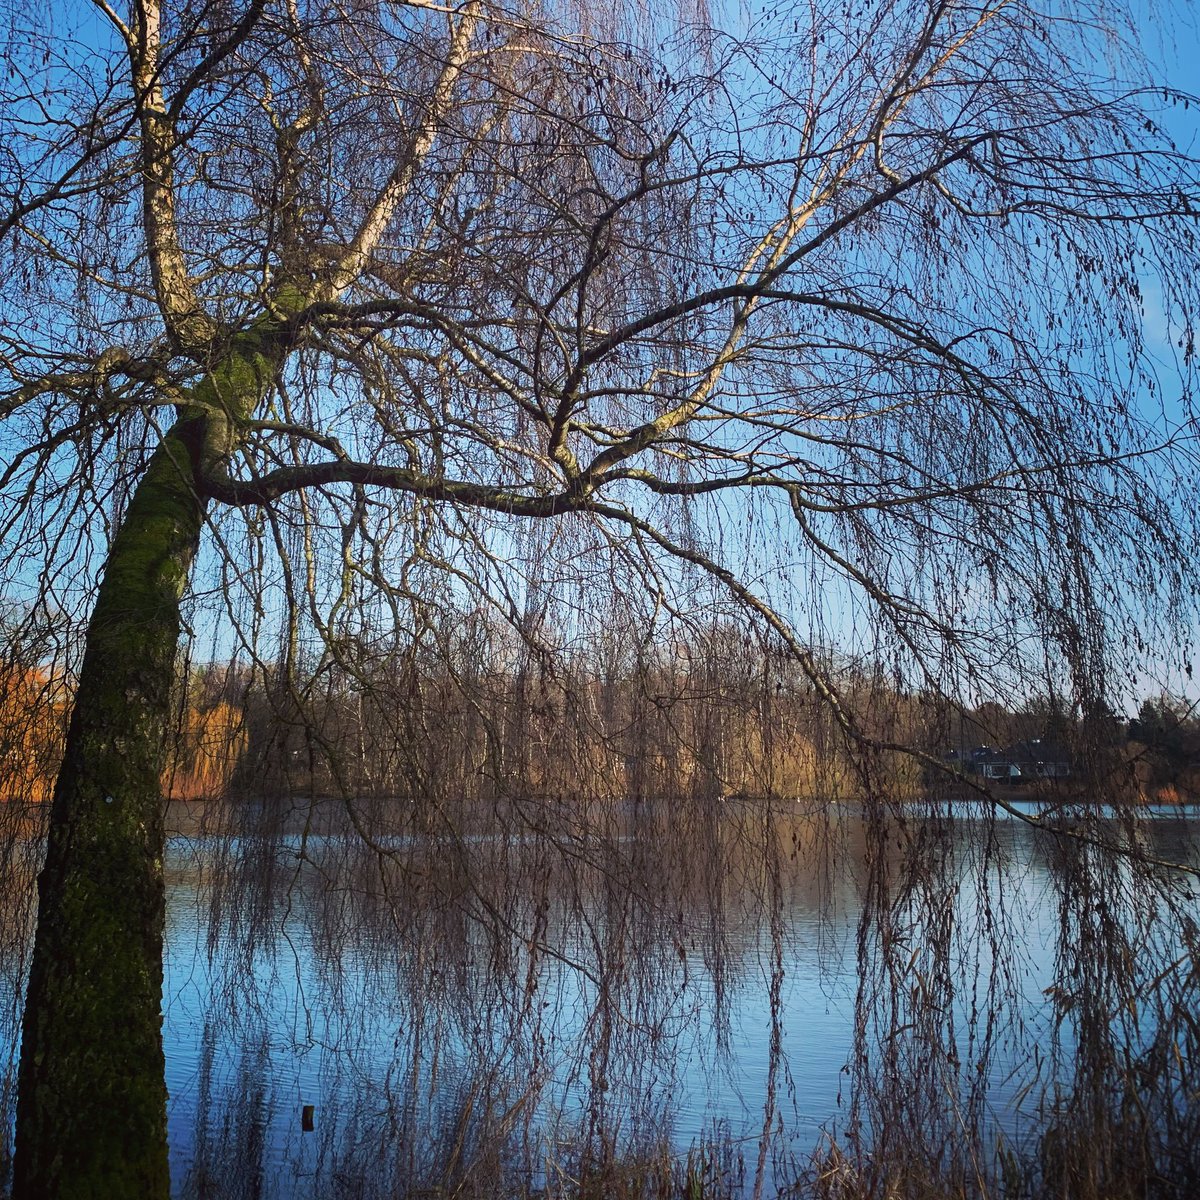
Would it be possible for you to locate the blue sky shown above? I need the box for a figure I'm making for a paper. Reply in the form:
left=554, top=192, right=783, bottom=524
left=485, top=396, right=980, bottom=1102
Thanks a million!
left=2, top=0, right=1198, bottom=714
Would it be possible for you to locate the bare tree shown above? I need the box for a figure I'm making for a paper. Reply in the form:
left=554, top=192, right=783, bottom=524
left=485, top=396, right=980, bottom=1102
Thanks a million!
left=0, top=0, right=1197, bottom=1193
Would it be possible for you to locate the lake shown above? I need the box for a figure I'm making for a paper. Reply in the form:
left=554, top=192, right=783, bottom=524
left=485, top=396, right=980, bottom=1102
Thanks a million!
left=4, top=795, right=1200, bottom=1197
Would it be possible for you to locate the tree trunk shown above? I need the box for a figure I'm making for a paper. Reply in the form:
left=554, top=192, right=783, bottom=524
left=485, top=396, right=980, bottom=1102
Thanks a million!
left=12, top=326, right=285, bottom=1199
left=11, top=415, right=205, bottom=1198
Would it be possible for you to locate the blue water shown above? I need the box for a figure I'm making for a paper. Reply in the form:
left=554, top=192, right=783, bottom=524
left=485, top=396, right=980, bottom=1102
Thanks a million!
left=142, top=799, right=1200, bottom=1197
left=1, top=797, right=1194, bottom=1195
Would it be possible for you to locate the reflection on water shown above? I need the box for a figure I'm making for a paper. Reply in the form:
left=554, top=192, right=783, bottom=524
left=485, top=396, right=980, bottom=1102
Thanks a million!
left=3, top=797, right=1200, bottom=1197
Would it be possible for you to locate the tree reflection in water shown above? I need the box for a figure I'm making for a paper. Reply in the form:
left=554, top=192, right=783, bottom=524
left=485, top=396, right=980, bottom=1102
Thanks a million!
left=2, top=794, right=1185, bottom=1197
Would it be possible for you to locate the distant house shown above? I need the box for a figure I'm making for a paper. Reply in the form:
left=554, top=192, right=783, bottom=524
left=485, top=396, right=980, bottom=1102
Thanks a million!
left=972, top=748, right=1023, bottom=781
left=1008, top=739, right=1071, bottom=779
left=959, top=739, right=1071, bottom=783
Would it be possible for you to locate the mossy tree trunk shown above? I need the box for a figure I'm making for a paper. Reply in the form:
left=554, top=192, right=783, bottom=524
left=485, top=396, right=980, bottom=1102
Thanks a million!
left=12, top=330, right=285, bottom=1200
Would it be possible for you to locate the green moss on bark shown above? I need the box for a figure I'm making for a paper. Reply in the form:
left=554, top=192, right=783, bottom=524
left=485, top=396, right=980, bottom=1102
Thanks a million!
left=12, top=417, right=204, bottom=1200
left=13, top=321, right=293, bottom=1199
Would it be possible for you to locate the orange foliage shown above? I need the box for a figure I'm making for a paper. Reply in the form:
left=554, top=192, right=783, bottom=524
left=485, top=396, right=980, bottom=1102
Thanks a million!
left=0, top=660, right=249, bottom=803
left=163, top=701, right=248, bottom=799
left=0, top=665, right=67, bottom=802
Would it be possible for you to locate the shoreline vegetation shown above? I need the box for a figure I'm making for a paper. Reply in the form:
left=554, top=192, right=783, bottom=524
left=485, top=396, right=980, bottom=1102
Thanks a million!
left=1, top=638, right=1196, bottom=809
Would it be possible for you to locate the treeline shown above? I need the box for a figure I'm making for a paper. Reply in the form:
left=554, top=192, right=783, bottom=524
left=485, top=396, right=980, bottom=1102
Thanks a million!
left=1126, top=696, right=1200, bottom=803
left=0, top=665, right=70, bottom=803
left=172, top=624, right=890, bottom=804
left=2, top=618, right=1196, bottom=804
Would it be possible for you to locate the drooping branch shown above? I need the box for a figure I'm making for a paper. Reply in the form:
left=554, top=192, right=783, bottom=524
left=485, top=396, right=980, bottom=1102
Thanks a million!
left=586, top=498, right=1200, bottom=876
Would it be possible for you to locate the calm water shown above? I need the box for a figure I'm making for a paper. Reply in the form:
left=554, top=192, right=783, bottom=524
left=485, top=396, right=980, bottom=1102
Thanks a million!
left=4, top=797, right=1199, bottom=1197
left=145, top=798, right=1200, bottom=1197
